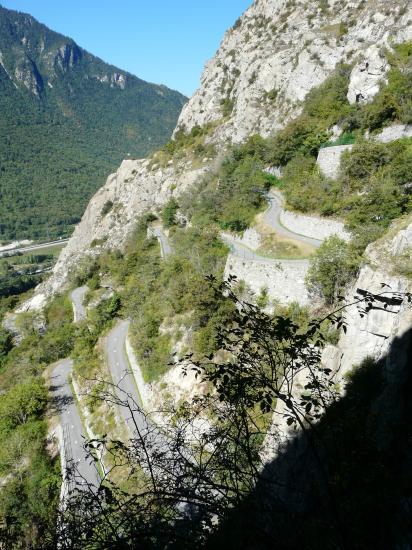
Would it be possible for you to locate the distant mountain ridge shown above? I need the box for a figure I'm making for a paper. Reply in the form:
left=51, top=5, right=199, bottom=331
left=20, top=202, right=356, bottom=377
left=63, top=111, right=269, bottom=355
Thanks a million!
left=0, top=5, right=187, bottom=240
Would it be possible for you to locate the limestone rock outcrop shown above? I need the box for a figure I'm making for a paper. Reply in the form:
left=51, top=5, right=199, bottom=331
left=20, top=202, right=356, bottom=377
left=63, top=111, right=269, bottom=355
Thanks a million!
left=322, top=220, right=412, bottom=377
left=23, top=158, right=208, bottom=308
left=176, top=0, right=412, bottom=145
left=26, top=0, right=411, bottom=304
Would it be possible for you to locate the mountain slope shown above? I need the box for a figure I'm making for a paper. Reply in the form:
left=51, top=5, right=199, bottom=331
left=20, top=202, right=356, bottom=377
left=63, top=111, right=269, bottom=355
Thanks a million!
left=28, top=0, right=411, bottom=304
left=0, top=5, right=187, bottom=241
left=176, top=0, right=412, bottom=143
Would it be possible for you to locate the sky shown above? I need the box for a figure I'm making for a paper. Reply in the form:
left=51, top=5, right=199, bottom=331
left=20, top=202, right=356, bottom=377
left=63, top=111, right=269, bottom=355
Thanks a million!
left=1, top=0, right=252, bottom=97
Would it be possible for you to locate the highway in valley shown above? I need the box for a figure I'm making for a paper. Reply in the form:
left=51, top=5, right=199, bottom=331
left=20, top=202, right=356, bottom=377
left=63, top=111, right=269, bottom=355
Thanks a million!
left=0, top=238, right=69, bottom=258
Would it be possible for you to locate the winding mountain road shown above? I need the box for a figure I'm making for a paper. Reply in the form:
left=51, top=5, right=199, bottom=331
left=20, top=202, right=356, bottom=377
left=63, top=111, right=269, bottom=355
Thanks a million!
left=222, top=190, right=322, bottom=263
left=70, top=285, right=88, bottom=322
left=105, top=319, right=173, bottom=472
left=265, top=190, right=322, bottom=249
left=51, top=358, right=100, bottom=492
left=52, top=285, right=99, bottom=492
left=105, top=319, right=148, bottom=434
left=150, top=226, right=172, bottom=258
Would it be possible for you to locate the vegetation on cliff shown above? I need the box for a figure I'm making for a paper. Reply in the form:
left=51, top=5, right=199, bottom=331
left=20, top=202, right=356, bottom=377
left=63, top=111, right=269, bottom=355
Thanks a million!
left=1, top=27, right=412, bottom=550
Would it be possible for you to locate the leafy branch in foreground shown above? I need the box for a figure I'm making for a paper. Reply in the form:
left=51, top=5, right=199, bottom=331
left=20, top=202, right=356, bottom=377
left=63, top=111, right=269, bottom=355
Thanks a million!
left=46, top=277, right=411, bottom=549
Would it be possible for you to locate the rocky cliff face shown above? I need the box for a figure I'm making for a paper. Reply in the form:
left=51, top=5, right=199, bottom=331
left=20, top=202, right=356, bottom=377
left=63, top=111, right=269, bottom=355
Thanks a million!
left=22, top=158, right=208, bottom=310
left=28, top=0, right=412, bottom=309
left=0, top=6, right=128, bottom=94
left=323, top=218, right=412, bottom=377
left=176, top=0, right=412, bottom=144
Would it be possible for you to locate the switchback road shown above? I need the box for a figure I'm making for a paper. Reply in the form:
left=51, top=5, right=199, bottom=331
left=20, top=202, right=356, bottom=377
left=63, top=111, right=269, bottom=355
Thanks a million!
left=149, top=226, right=172, bottom=258
left=51, top=358, right=100, bottom=492
left=264, top=190, right=322, bottom=249
left=70, top=285, right=88, bottom=322
left=105, top=319, right=148, bottom=434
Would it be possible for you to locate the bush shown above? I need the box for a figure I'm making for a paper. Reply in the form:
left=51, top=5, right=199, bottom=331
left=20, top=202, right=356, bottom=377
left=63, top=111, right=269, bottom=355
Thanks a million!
left=220, top=97, right=235, bottom=117
left=161, top=198, right=179, bottom=228
left=340, top=141, right=390, bottom=181
left=0, top=327, right=13, bottom=363
left=101, top=200, right=113, bottom=217
left=0, top=379, right=47, bottom=431
left=362, top=42, right=412, bottom=129
left=306, top=236, right=361, bottom=304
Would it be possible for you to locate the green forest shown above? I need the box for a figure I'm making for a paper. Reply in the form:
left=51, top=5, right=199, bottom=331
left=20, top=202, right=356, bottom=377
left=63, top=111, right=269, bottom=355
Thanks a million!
left=0, top=5, right=186, bottom=241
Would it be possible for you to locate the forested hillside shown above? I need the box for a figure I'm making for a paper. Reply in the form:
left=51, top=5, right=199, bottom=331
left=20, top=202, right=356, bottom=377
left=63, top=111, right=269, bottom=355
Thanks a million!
left=0, top=5, right=187, bottom=241
left=1, top=0, right=412, bottom=548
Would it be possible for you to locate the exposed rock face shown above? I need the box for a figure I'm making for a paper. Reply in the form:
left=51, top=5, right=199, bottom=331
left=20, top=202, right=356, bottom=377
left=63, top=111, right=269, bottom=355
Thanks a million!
left=391, top=224, right=412, bottom=256
left=26, top=0, right=411, bottom=304
left=176, top=0, right=412, bottom=145
left=14, top=56, right=43, bottom=95
left=55, top=43, right=82, bottom=72
left=262, top=220, right=412, bottom=464
left=347, top=46, right=389, bottom=104
left=23, top=158, right=208, bottom=307
left=375, top=123, right=412, bottom=143
left=322, top=221, right=412, bottom=377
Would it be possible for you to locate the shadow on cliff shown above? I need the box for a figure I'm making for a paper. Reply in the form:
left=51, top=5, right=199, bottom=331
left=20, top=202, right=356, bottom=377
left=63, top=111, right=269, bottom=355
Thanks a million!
left=204, top=327, right=412, bottom=550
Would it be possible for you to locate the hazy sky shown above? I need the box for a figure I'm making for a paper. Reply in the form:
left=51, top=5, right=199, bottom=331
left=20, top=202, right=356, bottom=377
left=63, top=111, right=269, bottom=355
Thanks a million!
left=1, top=0, right=252, bottom=96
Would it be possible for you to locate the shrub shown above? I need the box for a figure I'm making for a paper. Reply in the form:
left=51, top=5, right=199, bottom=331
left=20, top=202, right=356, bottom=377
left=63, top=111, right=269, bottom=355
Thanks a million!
left=340, top=141, right=390, bottom=180
left=306, top=236, right=361, bottom=304
left=220, top=97, right=235, bottom=117
left=0, top=327, right=13, bottom=363
left=362, top=42, right=412, bottom=129
left=0, top=378, right=47, bottom=431
left=161, top=198, right=179, bottom=228
left=101, top=200, right=113, bottom=217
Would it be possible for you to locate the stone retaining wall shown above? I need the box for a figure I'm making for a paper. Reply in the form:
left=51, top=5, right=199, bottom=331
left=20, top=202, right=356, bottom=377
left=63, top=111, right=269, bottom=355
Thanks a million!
left=316, top=144, right=353, bottom=179
left=224, top=254, right=310, bottom=306
left=279, top=210, right=351, bottom=242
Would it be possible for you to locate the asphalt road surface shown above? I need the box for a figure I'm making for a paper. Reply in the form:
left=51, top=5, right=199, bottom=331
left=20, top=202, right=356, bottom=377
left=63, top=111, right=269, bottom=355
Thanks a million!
left=106, top=319, right=148, bottom=435
left=221, top=232, right=309, bottom=268
left=0, top=238, right=69, bottom=258
left=105, top=319, right=173, bottom=469
left=70, top=285, right=88, bottom=322
left=51, top=358, right=100, bottom=491
left=264, top=190, right=322, bottom=249
left=221, top=189, right=323, bottom=263
left=151, top=227, right=172, bottom=258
